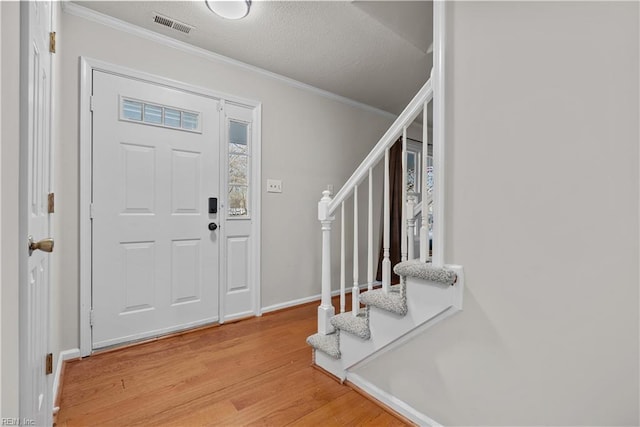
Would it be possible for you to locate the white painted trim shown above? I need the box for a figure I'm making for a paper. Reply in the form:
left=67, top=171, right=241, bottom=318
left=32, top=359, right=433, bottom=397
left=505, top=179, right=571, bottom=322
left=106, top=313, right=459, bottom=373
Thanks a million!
left=348, top=306, right=454, bottom=372
left=80, top=57, right=260, bottom=109
left=261, top=294, right=324, bottom=315
left=217, top=99, right=227, bottom=325
left=61, top=1, right=396, bottom=121
left=347, top=265, right=464, bottom=372
left=347, top=373, right=443, bottom=427
left=52, top=348, right=80, bottom=414
left=78, top=57, right=262, bottom=356
left=252, top=104, right=262, bottom=316
left=79, top=58, right=92, bottom=357
left=217, top=101, right=261, bottom=324
left=431, top=1, right=446, bottom=266
left=328, top=79, right=433, bottom=214
left=261, top=284, right=372, bottom=315
left=49, top=4, right=59, bottom=403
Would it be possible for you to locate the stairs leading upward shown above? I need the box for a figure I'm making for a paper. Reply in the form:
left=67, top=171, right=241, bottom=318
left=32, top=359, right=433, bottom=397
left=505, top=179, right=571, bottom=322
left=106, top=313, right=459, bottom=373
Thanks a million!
left=307, top=261, right=463, bottom=380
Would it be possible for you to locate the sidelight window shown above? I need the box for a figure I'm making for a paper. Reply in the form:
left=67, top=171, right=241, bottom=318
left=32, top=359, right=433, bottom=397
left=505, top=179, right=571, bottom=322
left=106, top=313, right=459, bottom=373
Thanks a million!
left=228, top=121, right=250, bottom=217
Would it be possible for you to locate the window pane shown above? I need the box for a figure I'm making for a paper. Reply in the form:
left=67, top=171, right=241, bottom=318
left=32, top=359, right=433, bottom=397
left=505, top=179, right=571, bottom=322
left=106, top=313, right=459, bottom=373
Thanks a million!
left=407, top=152, right=416, bottom=192
left=229, top=142, right=248, bottom=155
left=228, top=185, right=248, bottom=217
left=229, top=121, right=247, bottom=145
left=164, top=108, right=181, bottom=127
left=228, top=121, right=249, bottom=217
left=407, top=152, right=415, bottom=170
left=143, top=104, right=162, bottom=124
left=122, top=99, right=142, bottom=121
left=229, top=154, right=248, bottom=186
left=182, top=112, right=199, bottom=130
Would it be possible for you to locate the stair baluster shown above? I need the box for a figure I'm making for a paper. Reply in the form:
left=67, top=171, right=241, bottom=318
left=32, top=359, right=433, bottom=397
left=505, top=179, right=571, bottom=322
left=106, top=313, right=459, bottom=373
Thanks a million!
left=352, top=185, right=360, bottom=315
left=367, top=168, right=374, bottom=291
left=340, top=201, right=346, bottom=314
left=420, top=101, right=430, bottom=263
left=307, top=53, right=461, bottom=394
left=315, top=77, right=434, bottom=333
left=382, top=148, right=391, bottom=293
left=401, top=127, right=408, bottom=262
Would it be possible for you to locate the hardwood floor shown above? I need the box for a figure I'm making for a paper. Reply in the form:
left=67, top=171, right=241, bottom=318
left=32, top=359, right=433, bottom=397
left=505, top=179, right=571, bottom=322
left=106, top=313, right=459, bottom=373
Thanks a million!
left=56, top=298, right=410, bottom=426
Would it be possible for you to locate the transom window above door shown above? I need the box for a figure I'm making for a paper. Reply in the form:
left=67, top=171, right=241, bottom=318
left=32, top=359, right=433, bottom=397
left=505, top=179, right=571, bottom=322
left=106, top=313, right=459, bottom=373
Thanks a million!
left=120, top=97, right=202, bottom=133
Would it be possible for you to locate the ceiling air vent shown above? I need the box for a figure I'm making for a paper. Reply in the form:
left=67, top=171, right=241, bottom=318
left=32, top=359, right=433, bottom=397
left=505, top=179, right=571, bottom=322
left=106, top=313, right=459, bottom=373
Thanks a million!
left=152, top=12, right=194, bottom=35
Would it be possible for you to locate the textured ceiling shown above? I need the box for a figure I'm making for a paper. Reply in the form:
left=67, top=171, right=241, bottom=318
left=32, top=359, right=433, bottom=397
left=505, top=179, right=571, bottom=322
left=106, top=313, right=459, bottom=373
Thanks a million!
left=71, top=1, right=433, bottom=115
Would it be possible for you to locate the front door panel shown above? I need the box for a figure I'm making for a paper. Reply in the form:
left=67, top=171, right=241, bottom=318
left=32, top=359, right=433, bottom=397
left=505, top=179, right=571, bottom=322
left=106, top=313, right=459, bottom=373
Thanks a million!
left=91, top=71, right=220, bottom=349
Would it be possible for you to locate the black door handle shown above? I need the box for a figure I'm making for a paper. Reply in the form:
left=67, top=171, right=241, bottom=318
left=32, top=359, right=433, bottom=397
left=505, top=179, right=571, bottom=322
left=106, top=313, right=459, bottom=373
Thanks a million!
left=208, top=222, right=218, bottom=231
left=209, top=198, right=218, bottom=214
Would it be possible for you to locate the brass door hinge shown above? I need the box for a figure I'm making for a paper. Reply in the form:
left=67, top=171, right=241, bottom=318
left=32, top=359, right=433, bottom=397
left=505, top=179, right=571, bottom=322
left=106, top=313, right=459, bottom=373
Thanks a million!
left=48, top=193, right=55, bottom=213
left=49, top=32, right=56, bottom=53
left=45, top=353, right=53, bottom=375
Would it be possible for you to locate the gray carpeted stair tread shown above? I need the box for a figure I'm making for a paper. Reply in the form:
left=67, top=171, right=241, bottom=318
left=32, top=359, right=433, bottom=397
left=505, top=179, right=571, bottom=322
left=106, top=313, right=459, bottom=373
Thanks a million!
left=330, top=310, right=370, bottom=340
left=394, top=260, right=457, bottom=285
left=360, top=286, right=407, bottom=316
left=306, top=331, right=341, bottom=359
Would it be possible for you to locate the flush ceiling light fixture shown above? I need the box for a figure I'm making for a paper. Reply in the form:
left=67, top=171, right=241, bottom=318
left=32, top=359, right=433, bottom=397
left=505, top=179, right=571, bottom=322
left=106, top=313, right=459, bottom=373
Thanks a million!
left=205, top=0, right=252, bottom=20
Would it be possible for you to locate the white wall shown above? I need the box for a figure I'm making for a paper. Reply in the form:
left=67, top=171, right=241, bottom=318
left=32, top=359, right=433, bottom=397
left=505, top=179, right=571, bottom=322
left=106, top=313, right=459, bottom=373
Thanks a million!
left=0, top=1, right=4, bottom=415
left=353, top=2, right=639, bottom=425
left=0, top=1, right=21, bottom=418
left=56, top=8, right=397, bottom=351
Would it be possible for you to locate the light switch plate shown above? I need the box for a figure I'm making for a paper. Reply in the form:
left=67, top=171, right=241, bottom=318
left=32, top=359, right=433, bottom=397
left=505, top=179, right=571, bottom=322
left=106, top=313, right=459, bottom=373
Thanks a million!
left=267, top=179, right=282, bottom=193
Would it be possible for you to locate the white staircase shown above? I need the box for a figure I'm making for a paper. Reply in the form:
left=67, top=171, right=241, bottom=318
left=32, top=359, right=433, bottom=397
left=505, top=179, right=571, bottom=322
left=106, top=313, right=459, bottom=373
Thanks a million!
left=306, top=68, right=467, bottom=368
left=305, top=4, right=455, bottom=423
left=309, top=262, right=464, bottom=381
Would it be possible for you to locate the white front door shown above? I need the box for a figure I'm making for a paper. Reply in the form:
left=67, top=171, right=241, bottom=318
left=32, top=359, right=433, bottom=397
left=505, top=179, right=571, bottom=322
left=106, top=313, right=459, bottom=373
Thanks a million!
left=21, top=1, right=53, bottom=425
left=91, top=71, right=221, bottom=349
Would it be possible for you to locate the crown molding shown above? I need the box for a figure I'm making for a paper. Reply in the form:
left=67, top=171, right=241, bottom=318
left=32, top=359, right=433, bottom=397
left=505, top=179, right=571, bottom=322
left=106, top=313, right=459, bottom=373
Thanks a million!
left=61, top=1, right=397, bottom=121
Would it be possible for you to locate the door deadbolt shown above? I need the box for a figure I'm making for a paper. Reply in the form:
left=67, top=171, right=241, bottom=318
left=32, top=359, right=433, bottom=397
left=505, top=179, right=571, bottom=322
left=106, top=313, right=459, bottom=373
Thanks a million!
left=28, top=236, right=54, bottom=256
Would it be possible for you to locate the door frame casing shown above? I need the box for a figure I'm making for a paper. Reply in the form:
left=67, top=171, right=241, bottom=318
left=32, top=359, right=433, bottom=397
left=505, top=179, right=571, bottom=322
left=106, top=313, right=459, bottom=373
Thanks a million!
left=79, top=57, right=262, bottom=357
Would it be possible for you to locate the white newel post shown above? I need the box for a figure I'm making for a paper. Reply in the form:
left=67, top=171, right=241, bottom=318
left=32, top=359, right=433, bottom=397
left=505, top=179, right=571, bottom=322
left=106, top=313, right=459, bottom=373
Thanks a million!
left=407, top=192, right=417, bottom=260
left=318, top=190, right=335, bottom=335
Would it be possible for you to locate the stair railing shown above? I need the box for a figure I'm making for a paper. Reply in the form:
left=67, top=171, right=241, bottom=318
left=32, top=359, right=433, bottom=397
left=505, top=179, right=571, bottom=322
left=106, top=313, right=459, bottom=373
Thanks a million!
left=317, top=75, right=437, bottom=335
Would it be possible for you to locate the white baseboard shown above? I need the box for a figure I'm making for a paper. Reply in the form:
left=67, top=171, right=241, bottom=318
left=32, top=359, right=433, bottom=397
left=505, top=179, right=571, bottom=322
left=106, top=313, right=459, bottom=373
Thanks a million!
left=347, top=372, right=442, bottom=427
left=261, top=293, right=323, bottom=314
left=261, top=283, right=375, bottom=315
left=52, top=348, right=80, bottom=413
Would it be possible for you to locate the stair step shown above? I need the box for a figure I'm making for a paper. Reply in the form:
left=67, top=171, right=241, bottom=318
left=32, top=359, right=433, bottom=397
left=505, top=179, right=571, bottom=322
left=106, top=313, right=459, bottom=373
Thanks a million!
left=330, top=310, right=370, bottom=340
left=306, top=331, right=340, bottom=359
left=360, top=286, right=407, bottom=316
left=393, top=260, right=457, bottom=285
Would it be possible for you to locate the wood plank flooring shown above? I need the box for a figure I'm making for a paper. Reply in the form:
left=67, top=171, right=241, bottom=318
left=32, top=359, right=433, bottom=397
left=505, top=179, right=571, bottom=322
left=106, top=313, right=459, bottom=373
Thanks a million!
left=56, top=298, right=409, bottom=426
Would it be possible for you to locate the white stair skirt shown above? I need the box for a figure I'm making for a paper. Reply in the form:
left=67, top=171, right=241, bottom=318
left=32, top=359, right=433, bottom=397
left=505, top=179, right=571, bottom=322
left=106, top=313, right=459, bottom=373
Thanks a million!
left=314, top=265, right=464, bottom=378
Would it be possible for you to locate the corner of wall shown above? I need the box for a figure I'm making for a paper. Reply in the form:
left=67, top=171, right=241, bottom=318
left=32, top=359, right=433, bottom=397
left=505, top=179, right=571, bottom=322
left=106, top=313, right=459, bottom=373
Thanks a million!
left=0, top=0, right=21, bottom=417
left=0, top=1, right=4, bottom=414
left=52, top=348, right=80, bottom=413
